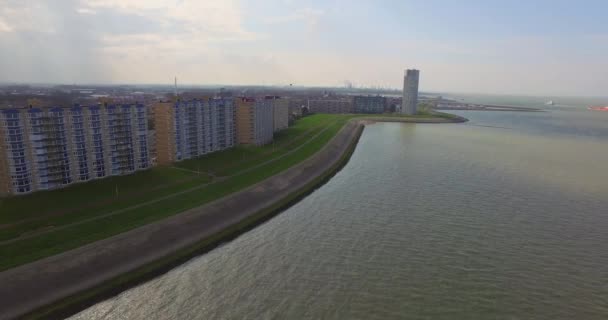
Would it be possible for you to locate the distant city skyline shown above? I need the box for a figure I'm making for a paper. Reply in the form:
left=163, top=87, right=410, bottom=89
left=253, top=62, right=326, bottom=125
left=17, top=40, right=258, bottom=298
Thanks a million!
left=1, top=0, right=607, bottom=96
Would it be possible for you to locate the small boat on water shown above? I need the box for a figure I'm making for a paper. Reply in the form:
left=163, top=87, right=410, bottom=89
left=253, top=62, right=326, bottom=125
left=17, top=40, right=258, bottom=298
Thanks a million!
left=588, top=106, right=608, bottom=111
left=545, top=100, right=554, bottom=105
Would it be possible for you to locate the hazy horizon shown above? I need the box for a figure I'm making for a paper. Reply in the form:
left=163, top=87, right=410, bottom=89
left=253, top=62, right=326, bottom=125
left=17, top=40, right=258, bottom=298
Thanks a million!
left=1, top=0, right=607, bottom=96
left=3, top=81, right=607, bottom=100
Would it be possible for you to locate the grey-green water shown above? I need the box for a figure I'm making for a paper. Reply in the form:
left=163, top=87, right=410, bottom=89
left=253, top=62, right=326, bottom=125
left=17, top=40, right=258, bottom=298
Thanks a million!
left=71, top=100, right=608, bottom=319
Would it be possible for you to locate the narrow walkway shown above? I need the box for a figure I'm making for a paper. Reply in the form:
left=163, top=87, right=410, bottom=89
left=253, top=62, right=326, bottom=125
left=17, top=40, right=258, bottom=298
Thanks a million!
left=169, top=166, right=212, bottom=176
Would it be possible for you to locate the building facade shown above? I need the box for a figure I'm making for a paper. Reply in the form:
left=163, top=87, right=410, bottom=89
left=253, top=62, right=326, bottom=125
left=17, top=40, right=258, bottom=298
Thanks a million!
left=402, top=69, right=420, bottom=115
left=288, top=98, right=306, bottom=118
left=308, top=98, right=353, bottom=114
left=153, top=98, right=235, bottom=166
left=353, top=95, right=387, bottom=114
left=0, top=103, right=150, bottom=196
left=266, top=96, right=289, bottom=132
left=235, top=98, right=274, bottom=146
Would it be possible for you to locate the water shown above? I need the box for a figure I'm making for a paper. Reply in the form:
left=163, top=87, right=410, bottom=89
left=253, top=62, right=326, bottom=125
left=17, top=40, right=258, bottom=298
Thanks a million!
left=71, top=99, right=608, bottom=319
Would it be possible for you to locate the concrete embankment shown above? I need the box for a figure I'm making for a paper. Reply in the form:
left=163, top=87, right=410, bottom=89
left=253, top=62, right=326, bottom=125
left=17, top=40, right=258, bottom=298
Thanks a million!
left=362, top=114, right=468, bottom=124
left=0, top=116, right=464, bottom=320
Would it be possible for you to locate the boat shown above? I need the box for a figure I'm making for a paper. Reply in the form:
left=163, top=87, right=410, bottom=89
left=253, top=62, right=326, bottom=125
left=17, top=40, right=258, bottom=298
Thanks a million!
left=545, top=100, right=554, bottom=105
left=588, top=106, right=608, bottom=111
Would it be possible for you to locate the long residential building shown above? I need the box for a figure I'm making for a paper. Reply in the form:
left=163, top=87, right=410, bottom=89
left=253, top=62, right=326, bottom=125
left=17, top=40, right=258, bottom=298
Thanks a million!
left=308, top=98, right=353, bottom=114
left=288, top=98, right=306, bottom=117
left=353, top=95, right=387, bottom=114
left=153, top=97, right=235, bottom=166
left=0, top=103, right=150, bottom=196
left=235, top=97, right=274, bottom=146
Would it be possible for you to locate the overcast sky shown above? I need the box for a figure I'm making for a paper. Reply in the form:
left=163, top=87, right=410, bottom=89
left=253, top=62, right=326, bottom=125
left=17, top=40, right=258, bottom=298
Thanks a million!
left=1, top=0, right=607, bottom=96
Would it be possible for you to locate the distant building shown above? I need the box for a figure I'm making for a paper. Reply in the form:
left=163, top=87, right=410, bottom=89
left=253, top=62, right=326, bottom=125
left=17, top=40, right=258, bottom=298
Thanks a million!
left=153, top=98, right=235, bottom=166
left=235, top=98, right=274, bottom=146
left=308, top=98, right=353, bottom=114
left=402, top=69, right=419, bottom=115
left=0, top=103, right=150, bottom=195
left=353, top=95, right=387, bottom=114
left=266, top=96, right=289, bottom=132
left=387, top=97, right=401, bottom=113
left=26, top=98, right=50, bottom=108
left=288, top=98, right=306, bottom=118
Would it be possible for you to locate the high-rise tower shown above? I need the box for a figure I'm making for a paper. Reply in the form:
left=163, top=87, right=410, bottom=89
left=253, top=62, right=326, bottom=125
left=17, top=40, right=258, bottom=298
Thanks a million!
left=402, top=69, right=419, bottom=115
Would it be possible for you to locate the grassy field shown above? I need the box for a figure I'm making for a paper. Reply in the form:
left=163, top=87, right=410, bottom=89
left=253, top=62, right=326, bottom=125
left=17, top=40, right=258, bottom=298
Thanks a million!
left=0, top=167, right=209, bottom=224
left=0, top=112, right=454, bottom=271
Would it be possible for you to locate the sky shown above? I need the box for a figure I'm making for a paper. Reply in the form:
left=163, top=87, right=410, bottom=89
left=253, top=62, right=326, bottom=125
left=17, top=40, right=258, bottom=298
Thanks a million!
left=0, top=0, right=607, bottom=96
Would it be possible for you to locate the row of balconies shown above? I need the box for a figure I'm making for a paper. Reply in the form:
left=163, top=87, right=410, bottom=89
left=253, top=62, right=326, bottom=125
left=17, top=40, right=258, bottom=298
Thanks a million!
left=39, top=155, right=68, bottom=164
left=29, top=123, right=66, bottom=132
left=40, top=167, right=70, bottom=176
left=112, top=144, right=132, bottom=151
left=109, top=140, right=132, bottom=146
left=112, top=161, right=134, bottom=167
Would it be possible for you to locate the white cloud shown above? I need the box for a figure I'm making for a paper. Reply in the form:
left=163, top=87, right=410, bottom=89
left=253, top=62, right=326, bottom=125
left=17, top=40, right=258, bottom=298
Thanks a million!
left=0, top=18, right=12, bottom=32
left=0, top=2, right=57, bottom=34
left=77, top=0, right=259, bottom=73
left=82, top=0, right=255, bottom=40
left=84, top=0, right=174, bottom=11
left=264, top=7, right=325, bottom=28
left=76, top=7, right=97, bottom=15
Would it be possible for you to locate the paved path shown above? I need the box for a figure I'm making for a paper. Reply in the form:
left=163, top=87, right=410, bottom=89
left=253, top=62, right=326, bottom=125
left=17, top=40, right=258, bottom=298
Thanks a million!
left=168, top=166, right=207, bottom=175
left=0, top=119, right=362, bottom=320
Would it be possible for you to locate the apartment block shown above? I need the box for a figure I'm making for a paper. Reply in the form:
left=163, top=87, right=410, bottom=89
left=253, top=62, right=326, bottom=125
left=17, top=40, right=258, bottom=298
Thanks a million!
left=308, top=98, right=353, bottom=114
left=153, top=97, right=235, bottom=166
left=235, top=98, right=274, bottom=146
left=353, top=95, right=387, bottom=114
left=266, top=96, right=289, bottom=132
left=288, top=98, right=306, bottom=117
left=0, top=103, right=150, bottom=196
left=402, top=69, right=420, bottom=115
left=0, top=117, right=12, bottom=195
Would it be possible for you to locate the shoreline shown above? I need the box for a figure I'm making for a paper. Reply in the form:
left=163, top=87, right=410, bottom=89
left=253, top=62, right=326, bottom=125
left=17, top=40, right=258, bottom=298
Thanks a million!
left=436, top=102, right=542, bottom=112
left=437, top=106, right=542, bottom=112
left=0, top=115, right=466, bottom=320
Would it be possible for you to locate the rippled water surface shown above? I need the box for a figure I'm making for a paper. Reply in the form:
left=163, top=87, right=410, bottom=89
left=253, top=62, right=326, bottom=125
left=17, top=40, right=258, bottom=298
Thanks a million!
left=72, top=105, right=608, bottom=319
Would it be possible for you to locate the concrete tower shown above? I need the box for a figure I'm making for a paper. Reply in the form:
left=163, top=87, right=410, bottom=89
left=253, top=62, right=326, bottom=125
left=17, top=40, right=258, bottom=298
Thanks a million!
left=402, top=69, right=419, bottom=115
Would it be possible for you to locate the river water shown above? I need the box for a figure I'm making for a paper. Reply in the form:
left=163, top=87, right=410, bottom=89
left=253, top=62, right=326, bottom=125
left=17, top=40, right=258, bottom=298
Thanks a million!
left=71, top=97, right=608, bottom=319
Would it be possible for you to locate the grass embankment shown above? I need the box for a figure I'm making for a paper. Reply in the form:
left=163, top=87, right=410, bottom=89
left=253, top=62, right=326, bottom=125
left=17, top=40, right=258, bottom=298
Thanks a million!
left=0, top=114, right=355, bottom=271
left=0, top=167, right=209, bottom=224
